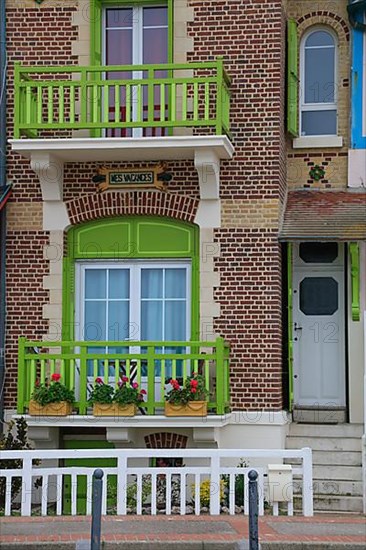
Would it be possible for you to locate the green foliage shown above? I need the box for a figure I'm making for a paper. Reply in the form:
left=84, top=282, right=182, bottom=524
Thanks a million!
left=191, top=478, right=226, bottom=508
left=88, top=377, right=146, bottom=406
left=0, top=418, right=39, bottom=509
left=165, top=373, right=208, bottom=405
left=31, top=374, right=75, bottom=405
left=88, top=379, right=114, bottom=404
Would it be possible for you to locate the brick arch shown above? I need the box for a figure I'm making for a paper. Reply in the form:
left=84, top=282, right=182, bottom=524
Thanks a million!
left=144, top=432, right=188, bottom=449
left=297, top=12, right=349, bottom=41
left=66, top=191, right=199, bottom=225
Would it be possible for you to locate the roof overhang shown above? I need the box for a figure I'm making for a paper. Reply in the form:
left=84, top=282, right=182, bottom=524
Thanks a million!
left=279, top=190, right=366, bottom=241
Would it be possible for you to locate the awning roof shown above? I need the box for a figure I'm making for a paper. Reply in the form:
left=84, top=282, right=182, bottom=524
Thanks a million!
left=279, top=190, right=366, bottom=241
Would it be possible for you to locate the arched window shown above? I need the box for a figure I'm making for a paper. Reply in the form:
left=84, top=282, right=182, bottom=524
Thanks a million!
left=300, top=27, right=338, bottom=136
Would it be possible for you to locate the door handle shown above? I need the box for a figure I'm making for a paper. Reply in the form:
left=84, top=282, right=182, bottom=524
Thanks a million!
left=294, top=322, right=302, bottom=331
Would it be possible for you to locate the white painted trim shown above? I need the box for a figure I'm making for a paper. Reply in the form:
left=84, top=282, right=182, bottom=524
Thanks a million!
left=43, top=201, right=70, bottom=231
left=9, top=136, right=234, bottom=162
left=293, top=135, right=343, bottom=148
left=195, top=199, right=221, bottom=228
left=348, top=149, right=366, bottom=188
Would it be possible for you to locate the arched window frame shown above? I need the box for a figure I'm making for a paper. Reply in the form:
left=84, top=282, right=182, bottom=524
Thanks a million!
left=299, top=26, right=338, bottom=137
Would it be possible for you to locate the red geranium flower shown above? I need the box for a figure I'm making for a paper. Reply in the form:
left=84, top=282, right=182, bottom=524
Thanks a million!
left=132, top=382, right=139, bottom=389
left=191, top=388, right=197, bottom=393
left=122, top=376, right=129, bottom=383
left=51, top=373, right=61, bottom=382
left=95, top=377, right=103, bottom=384
left=140, top=389, right=147, bottom=395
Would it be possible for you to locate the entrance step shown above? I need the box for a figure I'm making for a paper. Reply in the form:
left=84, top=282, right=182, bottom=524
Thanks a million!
left=286, top=423, right=364, bottom=513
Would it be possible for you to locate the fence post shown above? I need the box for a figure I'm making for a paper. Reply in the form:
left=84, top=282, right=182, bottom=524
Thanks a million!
left=90, top=469, right=103, bottom=550
left=248, top=470, right=259, bottom=550
left=302, top=447, right=313, bottom=517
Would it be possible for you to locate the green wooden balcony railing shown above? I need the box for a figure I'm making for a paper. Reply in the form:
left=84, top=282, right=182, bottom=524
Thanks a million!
left=17, top=337, right=231, bottom=416
left=14, top=59, right=231, bottom=139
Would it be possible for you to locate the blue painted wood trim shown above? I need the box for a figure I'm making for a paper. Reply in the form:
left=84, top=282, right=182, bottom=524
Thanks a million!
left=351, top=11, right=366, bottom=148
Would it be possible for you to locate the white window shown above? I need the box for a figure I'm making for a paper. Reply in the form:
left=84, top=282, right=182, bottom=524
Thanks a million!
left=300, top=27, right=338, bottom=136
left=76, top=261, right=190, bottom=345
left=103, top=5, right=168, bottom=137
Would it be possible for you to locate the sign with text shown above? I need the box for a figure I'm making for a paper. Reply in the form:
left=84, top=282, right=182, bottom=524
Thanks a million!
left=96, top=165, right=167, bottom=191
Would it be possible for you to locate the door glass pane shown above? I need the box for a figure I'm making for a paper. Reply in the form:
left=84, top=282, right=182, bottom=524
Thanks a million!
left=109, top=269, right=129, bottom=299
left=85, top=270, right=106, bottom=299
left=141, top=269, right=163, bottom=298
left=300, top=277, right=338, bottom=315
left=108, top=301, right=129, bottom=341
left=106, top=8, right=133, bottom=28
left=299, top=242, right=338, bottom=263
left=165, top=301, right=186, bottom=340
left=165, top=268, right=186, bottom=298
left=84, top=302, right=106, bottom=340
left=143, top=7, right=168, bottom=26
left=141, top=301, right=163, bottom=340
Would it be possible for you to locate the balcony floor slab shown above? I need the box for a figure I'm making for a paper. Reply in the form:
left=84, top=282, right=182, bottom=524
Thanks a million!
left=14, top=413, right=232, bottom=429
left=9, top=135, right=234, bottom=163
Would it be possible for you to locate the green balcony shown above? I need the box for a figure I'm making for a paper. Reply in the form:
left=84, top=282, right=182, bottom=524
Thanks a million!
left=14, top=60, right=231, bottom=139
left=17, top=337, right=231, bottom=416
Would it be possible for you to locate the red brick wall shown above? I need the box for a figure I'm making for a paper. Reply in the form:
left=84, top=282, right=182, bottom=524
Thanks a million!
left=5, top=1, right=287, bottom=411
left=4, top=3, right=78, bottom=407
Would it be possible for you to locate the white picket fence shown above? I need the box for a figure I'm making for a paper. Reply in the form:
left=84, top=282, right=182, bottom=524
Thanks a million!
left=0, top=447, right=313, bottom=517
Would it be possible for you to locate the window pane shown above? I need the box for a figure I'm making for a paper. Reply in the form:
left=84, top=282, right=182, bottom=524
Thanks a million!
left=106, top=29, right=132, bottom=65
left=165, top=269, right=186, bottom=299
left=106, top=8, right=133, bottom=28
left=85, top=270, right=106, bottom=299
left=306, top=31, right=334, bottom=47
left=165, top=302, right=186, bottom=340
left=141, top=301, right=163, bottom=340
left=108, top=301, right=129, bottom=340
left=84, top=302, right=106, bottom=340
left=305, top=48, right=335, bottom=103
left=109, top=269, right=130, bottom=299
left=141, top=269, right=163, bottom=298
left=143, top=7, right=168, bottom=27
left=300, top=277, right=338, bottom=316
left=299, top=243, right=338, bottom=263
left=301, top=110, right=337, bottom=135
left=143, top=28, right=168, bottom=64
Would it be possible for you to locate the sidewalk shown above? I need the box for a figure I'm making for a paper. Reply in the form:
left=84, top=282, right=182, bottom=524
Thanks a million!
left=0, top=514, right=365, bottom=549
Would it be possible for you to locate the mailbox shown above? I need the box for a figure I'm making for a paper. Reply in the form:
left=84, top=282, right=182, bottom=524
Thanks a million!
left=268, top=464, right=293, bottom=503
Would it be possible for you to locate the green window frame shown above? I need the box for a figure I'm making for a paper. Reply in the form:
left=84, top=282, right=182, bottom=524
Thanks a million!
left=62, top=217, right=199, bottom=341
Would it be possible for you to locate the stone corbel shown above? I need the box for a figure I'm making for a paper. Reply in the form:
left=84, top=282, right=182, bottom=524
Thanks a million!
left=30, top=152, right=64, bottom=201
left=193, top=427, right=218, bottom=448
left=106, top=427, right=136, bottom=448
left=194, top=148, right=220, bottom=200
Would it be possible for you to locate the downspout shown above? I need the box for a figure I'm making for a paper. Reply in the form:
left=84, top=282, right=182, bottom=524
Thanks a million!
left=0, top=0, right=7, bottom=433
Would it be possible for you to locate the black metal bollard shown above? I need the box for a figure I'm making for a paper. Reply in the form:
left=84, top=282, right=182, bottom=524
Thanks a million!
left=91, top=468, right=104, bottom=550
left=248, top=470, right=259, bottom=550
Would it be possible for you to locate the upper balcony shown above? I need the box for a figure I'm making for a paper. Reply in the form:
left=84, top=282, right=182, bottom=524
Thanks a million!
left=11, top=59, right=233, bottom=165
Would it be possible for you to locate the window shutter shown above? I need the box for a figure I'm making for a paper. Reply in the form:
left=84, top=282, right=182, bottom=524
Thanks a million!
left=287, top=19, right=298, bottom=137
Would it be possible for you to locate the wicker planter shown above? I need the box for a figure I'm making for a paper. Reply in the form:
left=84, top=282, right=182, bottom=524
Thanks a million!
left=164, top=401, right=207, bottom=417
left=28, top=400, right=73, bottom=416
left=93, top=403, right=137, bottom=416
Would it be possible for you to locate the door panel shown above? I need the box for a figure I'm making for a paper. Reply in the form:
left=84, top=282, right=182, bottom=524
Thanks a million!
left=292, top=243, right=345, bottom=408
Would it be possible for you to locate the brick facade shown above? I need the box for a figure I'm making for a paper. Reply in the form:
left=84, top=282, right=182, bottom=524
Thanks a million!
left=5, top=0, right=350, bottom=414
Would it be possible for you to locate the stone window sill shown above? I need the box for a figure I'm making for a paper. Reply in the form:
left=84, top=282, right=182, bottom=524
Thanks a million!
left=292, top=136, right=343, bottom=149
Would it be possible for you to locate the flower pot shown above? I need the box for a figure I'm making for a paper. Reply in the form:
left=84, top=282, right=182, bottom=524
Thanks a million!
left=93, top=403, right=137, bottom=416
left=28, top=400, right=73, bottom=416
left=164, top=401, right=207, bottom=417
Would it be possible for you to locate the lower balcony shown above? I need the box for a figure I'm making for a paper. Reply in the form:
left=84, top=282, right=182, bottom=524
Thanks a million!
left=17, top=337, right=231, bottom=419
